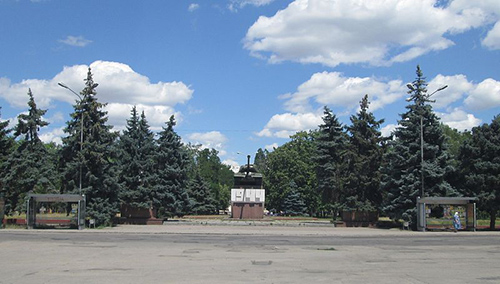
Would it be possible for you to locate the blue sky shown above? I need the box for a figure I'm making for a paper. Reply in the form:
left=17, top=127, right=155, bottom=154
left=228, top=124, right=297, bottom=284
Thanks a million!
left=1, top=0, right=499, bottom=168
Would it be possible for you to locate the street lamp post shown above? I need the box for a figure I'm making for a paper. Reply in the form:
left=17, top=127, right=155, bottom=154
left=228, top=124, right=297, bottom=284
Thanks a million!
left=406, top=84, right=448, bottom=198
left=58, top=82, right=84, bottom=196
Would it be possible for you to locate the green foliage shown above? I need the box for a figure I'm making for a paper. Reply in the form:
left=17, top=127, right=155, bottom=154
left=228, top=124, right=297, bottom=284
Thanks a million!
left=382, top=66, right=457, bottom=226
left=187, top=171, right=217, bottom=215
left=192, top=147, right=233, bottom=211
left=282, top=180, right=308, bottom=216
left=117, top=107, right=156, bottom=209
left=341, top=95, right=386, bottom=212
left=0, top=107, right=14, bottom=199
left=313, top=107, right=347, bottom=214
left=458, top=116, right=500, bottom=229
left=1, top=90, right=58, bottom=213
left=264, top=131, right=318, bottom=215
left=254, top=148, right=268, bottom=173
left=60, top=69, right=119, bottom=226
left=152, top=115, right=190, bottom=218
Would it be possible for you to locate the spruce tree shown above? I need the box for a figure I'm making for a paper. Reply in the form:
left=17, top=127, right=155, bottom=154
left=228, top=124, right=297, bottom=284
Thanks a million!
left=152, top=115, right=190, bottom=218
left=2, top=90, right=57, bottom=213
left=118, top=107, right=156, bottom=210
left=382, top=66, right=456, bottom=226
left=342, top=95, right=386, bottom=212
left=0, top=107, right=13, bottom=199
left=313, top=107, right=347, bottom=215
left=187, top=170, right=217, bottom=215
left=60, top=69, right=119, bottom=226
left=458, top=116, right=500, bottom=229
left=282, top=180, right=307, bottom=216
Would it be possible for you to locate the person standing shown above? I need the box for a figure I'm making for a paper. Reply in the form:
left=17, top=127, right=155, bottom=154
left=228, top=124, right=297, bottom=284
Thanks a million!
left=453, top=212, right=462, bottom=232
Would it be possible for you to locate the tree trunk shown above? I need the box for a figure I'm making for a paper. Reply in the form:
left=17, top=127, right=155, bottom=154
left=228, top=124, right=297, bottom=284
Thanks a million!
left=490, top=209, right=497, bottom=230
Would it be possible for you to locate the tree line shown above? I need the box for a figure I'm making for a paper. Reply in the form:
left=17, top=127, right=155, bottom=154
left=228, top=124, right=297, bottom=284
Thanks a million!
left=0, top=66, right=498, bottom=229
left=0, top=69, right=233, bottom=226
left=258, top=66, right=500, bottom=229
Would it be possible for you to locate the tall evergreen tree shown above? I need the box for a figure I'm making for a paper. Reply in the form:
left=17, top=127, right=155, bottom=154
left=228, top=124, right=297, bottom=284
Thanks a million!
left=282, top=180, right=308, bottom=216
left=187, top=170, right=217, bottom=215
left=118, top=107, right=156, bottom=210
left=313, top=107, right=347, bottom=215
left=254, top=148, right=268, bottom=173
left=342, top=95, right=386, bottom=212
left=1, top=90, right=57, bottom=213
left=152, top=115, right=190, bottom=218
left=60, top=69, right=119, bottom=226
left=0, top=107, right=13, bottom=198
left=458, top=116, right=500, bottom=229
left=382, top=66, right=456, bottom=226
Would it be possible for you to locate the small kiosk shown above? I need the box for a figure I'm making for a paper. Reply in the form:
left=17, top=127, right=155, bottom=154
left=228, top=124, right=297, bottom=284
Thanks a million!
left=27, top=194, right=86, bottom=230
left=417, top=197, right=477, bottom=232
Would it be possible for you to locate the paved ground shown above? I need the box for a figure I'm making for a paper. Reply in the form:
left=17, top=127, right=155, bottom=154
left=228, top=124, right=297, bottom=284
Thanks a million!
left=1, top=224, right=499, bottom=283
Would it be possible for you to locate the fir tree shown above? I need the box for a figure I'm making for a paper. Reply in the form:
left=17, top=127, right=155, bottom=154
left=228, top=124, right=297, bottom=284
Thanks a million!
left=282, top=180, right=308, bottom=216
left=2, top=90, right=57, bottom=213
left=254, top=148, right=268, bottom=173
left=382, top=66, right=456, bottom=226
left=0, top=107, right=13, bottom=198
left=458, top=116, right=500, bottom=229
left=187, top=170, right=217, bottom=215
left=342, top=95, right=386, bottom=211
left=118, top=107, right=156, bottom=210
left=313, top=107, right=347, bottom=215
left=152, top=115, right=190, bottom=218
left=60, top=69, right=119, bottom=226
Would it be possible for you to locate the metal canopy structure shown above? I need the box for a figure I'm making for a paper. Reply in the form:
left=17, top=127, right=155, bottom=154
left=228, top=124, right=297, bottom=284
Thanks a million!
left=417, top=197, right=477, bottom=232
left=27, top=194, right=86, bottom=230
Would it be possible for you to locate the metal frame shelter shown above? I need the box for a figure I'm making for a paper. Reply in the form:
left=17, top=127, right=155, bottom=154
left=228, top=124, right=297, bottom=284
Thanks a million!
left=417, top=197, right=477, bottom=232
left=27, top=194, right=86, bottom=230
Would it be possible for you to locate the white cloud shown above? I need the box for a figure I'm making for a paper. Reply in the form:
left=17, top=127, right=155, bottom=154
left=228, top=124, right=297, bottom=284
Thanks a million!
left=39, top=127, right=65, bottom=145
left=186, top=131, right=228, bottom=155
left=437, top=108, right=482, bottom=131
left=282, top=72, right=404, bottom=113
left=265, top=143, right=278, bottom=151
left=0, top=60, right=194, bottom=139
left=244, top=0, right=500, bottom=67
left=427, top=74, right=473, bottom=109
left=229, top=0, right=275, bottom=12
left=58, top=36, right=92, bottom=47
left=257, top=112, right=323, bottom=138
left=188, top=3, right=200, bottom=12
left=222, top=159, right=241, bottom=173
left=482, top=21, right=500, bottom=49
left=464, top=78, right=500, bottom=110
left=381, top=124, right=397, bottom=137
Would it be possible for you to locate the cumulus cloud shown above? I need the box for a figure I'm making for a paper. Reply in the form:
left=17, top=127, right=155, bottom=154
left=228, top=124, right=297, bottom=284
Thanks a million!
left=437, top=108, right=482, bottom=131
left=381, top=124, right=397, bottom=137
left=0, top=60, right=194, bottom=138
left=427, top=74, right=473, bottom=109
left=282, top=72, right=404, bottom=113
left=244, top=0, right=500, bottom=67
left=58, top=36, right=92, bottom=47
left=39, top=127, right=65, bottom=145
left=265, top=143, right=278, bottom=151
left=464, top=78, right=500, bottom=110
left=186, top=131, right=228, bottom=156
left=257, top=112, right=323, bottom=138
left=188, top=3, right=200, bottom=12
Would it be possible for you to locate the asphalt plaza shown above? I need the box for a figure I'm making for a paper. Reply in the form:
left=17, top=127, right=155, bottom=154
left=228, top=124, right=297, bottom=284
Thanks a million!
left=1, top=224, right=499, bottom=283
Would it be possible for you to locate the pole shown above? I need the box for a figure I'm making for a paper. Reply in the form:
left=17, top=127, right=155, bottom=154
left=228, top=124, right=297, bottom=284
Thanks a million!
left=58, top=83, right=83, bottom=195
left=420, top=115, right=424, bottom=198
